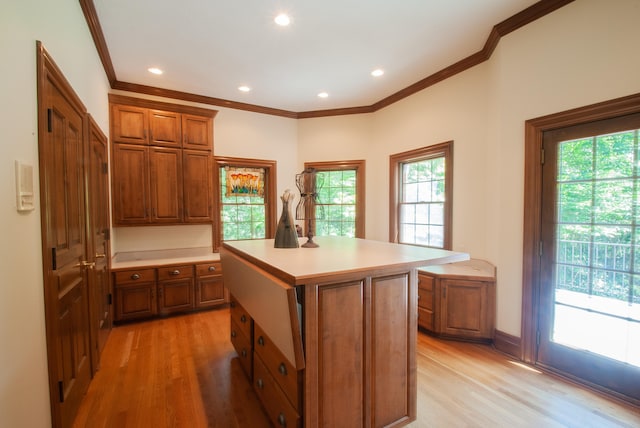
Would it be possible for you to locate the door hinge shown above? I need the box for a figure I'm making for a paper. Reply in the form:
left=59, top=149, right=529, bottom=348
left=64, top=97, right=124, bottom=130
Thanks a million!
left=51, top=248, right=57, bottom=271
left=540, top=148, right=545, bottom=164
left=536, top=330, right=541, bottom=346
left=107, top=293, right=113, bottom=305
left=103, top=228, right=110, bottom=241
left=539, top=241, right=543, bottom=257
left=58, top=380, right=64, bottom=403
left=102, top=162, right=108, bottom=174
left=47, top=108, right=52, bottom=132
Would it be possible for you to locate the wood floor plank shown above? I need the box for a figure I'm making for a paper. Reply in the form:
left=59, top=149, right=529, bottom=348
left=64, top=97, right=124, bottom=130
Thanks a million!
left=73, top=308, right=640, bottom=428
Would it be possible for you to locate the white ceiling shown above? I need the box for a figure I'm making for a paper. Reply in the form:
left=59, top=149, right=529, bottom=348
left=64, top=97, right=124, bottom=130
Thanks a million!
left=93, top=0, right=540, bottom=113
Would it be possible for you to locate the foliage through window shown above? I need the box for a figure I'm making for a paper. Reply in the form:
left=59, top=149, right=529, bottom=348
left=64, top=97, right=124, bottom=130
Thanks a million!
left=305, top=161, right=365, bottom=238
left=213, top=157, right=276, bottom=251
left=390, top=142, right=452, bottom=249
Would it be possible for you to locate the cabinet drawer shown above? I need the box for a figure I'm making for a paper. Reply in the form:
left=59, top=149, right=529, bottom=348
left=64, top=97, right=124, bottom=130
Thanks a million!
left=114, top=268, right=156, bottom=285
left=196, top=261, right=222, bottom=277
left=254, top=323, right=300, bottom=410
left=230, top=319, right=252, bottom=379
left=253, top=354, right=301, bottom=428
left=418, top=274, right=434, bottom=292
left=418, top=307, right=435, bottom=331
left=230, top=296, right=252, bottom=340
left=157, top=265, right=193, bottom=281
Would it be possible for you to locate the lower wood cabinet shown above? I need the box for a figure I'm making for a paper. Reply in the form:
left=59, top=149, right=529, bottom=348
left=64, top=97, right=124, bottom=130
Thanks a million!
left=114, top=261, right=226, bottom=322
left=230, top=295, right=302, bottom=428
left=114, top=268, right=157, bottom=321
left=418, top=259, right=496, bottom=342
left=157, top=265, right=194, bottom=315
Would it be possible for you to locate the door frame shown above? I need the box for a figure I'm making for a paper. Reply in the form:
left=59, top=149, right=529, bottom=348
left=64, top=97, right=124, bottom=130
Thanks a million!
left=522, top=92, right=640, bottom=391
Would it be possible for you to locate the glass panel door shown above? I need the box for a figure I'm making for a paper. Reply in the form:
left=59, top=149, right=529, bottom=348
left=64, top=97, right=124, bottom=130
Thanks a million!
left=539, top=114, right=640, bottom=401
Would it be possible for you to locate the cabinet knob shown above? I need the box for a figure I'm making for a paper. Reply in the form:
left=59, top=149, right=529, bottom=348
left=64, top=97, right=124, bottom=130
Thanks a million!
left=257, top=336, right=264, bottom=346
left=170, top=270, right=180, bottom=275
left=256, top=378, right=264, bottom=389
left=131, top=273, right=141, bottom=280
left=230, top=301, right=236, bottom=308
left=208, top=266, right=216, bottom=272
left=240, top=315, right=247, bottom=323
left=277, top=412, right=287, bottom=427
left=241, top=349, right=247, bottom=358
left=278, top=363, right=287, bottom=376
left=231, top=330, right=237, bottom=338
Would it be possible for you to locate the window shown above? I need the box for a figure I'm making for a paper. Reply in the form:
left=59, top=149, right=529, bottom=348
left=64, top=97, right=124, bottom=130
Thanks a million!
left=213, top=157, right=276, bottom=251
left=304, top=160, right=365, bottom=238
left=389, top=142, right=453, bottom=249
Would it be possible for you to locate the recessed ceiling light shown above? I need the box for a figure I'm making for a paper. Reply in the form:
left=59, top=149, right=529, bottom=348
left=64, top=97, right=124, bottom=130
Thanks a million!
left=274, top=13, right=290, bottom=26
left=238, top=85, right=251, bottom=92
left=371, top=69, right=385, bottom=77
left=317, top=92, right=329, bottom=99
left=147, top=67, right=163, bottom=75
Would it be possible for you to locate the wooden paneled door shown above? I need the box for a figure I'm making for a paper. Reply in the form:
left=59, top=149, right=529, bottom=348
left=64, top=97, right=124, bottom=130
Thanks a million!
left=37, top=42, right=93, bottom=428
left=87, top=116, right=112, bottom=373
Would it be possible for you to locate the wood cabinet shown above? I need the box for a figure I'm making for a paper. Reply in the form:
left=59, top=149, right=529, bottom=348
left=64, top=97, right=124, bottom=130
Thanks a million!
left=221, top=237, right=467, bottom=428
left=113, top=268, right=157, bottom=321
left=109, top=95, right=217, bottom=226
left=157, top=265, right=194, bottom=315
left=196, top=262, right=226, bottom=308
left=230, top=296, right=253, bottom=378
left=113, top=260, right=224, bottom=322
left=418, top=259, right=496, bottom=342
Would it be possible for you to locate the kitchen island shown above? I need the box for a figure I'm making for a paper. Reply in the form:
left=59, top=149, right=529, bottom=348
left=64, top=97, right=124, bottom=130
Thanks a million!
left=221, top=237, right=467, bottom=428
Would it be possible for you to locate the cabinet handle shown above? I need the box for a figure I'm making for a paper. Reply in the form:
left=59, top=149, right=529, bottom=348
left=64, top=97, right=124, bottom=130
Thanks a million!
left=208, top=266, right=216, bottom=272
left=256, top=378, right=264, bottom=389
left=257, top=336, right=264, bottom=346
left=95, top=253, right=106, bottom=259
left=240, top=315, right=247, bottom=323
left=241, top=349, right=247, bottom=358
left=131, top=273, right=141, bottom=280
left=231, top=330, right=237, bottom=338
left=170, top=270, right=180, bottom=275
left=277, top=413, right=286, bottom=427
left=278, top=363, right=287, bottom=376
left=230, top=301, right=236, bottom=308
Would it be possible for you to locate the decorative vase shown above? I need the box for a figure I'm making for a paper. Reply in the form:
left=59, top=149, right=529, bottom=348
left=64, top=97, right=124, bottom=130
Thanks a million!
left=274, top=190, right=299, bottom=248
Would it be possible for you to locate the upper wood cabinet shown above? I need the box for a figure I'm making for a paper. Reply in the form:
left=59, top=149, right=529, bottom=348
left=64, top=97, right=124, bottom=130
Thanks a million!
left=109, top=95, right=217, bottom=151
left=109, top=95, right=218, bottom=226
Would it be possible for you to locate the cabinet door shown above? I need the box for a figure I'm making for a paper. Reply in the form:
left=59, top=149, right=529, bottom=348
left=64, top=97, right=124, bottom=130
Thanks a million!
left=111, top=104, right=148, bottom=145
left=196, top=275, right=225, bottom=308
left=112, top=144, right=150, bottom=225
left=183, top=150, right=213, bottom=222
left=115, top=282, right=157, bottom=321
left=182, top=114, right=212, bottom=151
left=417, top=274, right=436, bottom=331
left=440, top=279, right=490, bottom=339
left=158, top=278, right=194, bottom=315
left=149, top=109, right=182, bottom=148
left=149, top=147, right=183, bottom=223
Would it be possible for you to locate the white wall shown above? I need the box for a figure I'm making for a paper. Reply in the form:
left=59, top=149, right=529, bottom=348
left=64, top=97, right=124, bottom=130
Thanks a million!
left=0, top=1, right=110, bottom=426
left=298, top=0, right=640, bottom=336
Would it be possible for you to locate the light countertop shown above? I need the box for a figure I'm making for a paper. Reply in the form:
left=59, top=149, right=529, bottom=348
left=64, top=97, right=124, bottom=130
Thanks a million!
left=111, top=247, right=219, bottom=270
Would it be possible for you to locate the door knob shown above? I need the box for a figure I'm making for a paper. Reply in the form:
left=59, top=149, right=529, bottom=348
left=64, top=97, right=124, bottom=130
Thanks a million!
left=74, top=260, right=95, bottom=269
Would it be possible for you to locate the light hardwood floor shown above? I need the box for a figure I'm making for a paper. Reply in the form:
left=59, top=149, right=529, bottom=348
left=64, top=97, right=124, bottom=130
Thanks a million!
left=73, top=308, right=640, bottom=428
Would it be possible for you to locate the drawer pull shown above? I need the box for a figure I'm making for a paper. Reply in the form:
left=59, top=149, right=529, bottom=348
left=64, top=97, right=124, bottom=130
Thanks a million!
left=241, top=349, right=247, bottom=358
left=231, top=330, right=237, bottom=338
left=170, top=269, right=180, bottom=275
left=230, top=301, right=236, bottom=308
left=208, top=266, right=216, bottom=272
left=257, top=336, right=264, bottom=346
left=130, top=273, right=141, bottom=280
left=277, top=412, right=286, bottom=427
left=278, top=363, right=287, bottom=376
left=240, top=315, right=247, bottom=323
left=256, top=378, right=264, bottom=389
